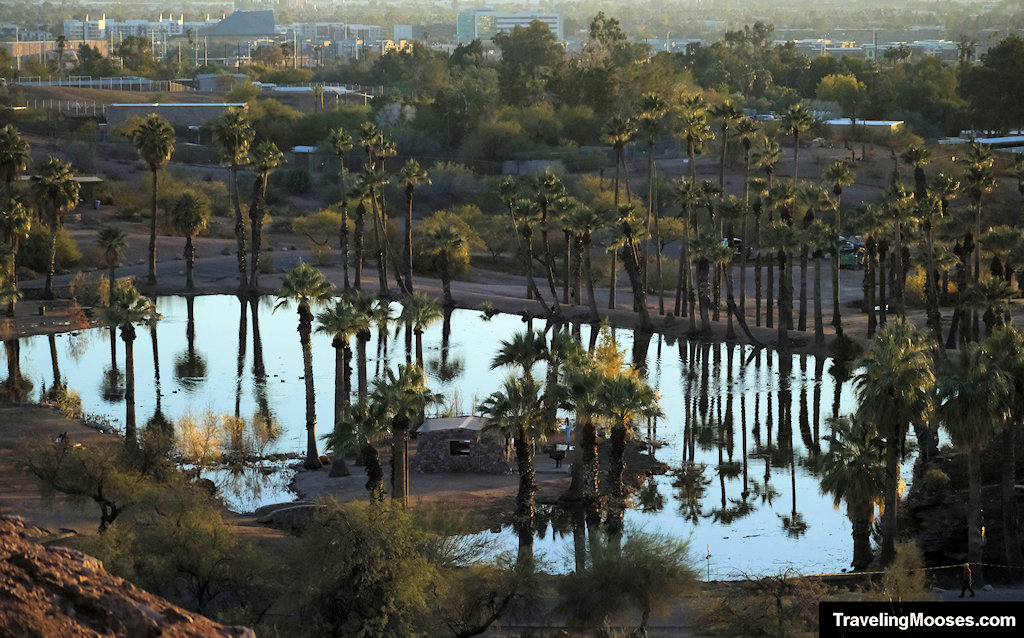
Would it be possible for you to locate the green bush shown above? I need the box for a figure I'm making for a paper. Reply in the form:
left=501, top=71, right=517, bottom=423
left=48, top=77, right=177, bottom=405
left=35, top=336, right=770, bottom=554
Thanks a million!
left=284, top=167, right=312, bottom=194
left=19, top=225, right=81, bottom=272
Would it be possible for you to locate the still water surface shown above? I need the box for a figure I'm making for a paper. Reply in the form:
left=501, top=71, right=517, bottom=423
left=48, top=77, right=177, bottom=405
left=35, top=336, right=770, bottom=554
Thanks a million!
left=4, top=295, right=900, bottom=578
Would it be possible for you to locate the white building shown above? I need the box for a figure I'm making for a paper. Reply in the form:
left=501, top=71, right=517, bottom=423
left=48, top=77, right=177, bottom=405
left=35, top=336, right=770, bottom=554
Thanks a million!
left=456, top=8, right=562, bottom=42
left=63, top=15, right=106, bottom=40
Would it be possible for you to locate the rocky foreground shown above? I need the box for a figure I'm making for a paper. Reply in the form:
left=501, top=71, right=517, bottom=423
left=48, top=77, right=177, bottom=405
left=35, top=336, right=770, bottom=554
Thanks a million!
left=0, top=516, right=255, bottom=638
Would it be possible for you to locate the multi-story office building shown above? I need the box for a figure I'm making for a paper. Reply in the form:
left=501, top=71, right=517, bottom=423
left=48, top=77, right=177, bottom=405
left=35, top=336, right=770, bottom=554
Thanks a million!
left=456, top=8, right=562, bottom=42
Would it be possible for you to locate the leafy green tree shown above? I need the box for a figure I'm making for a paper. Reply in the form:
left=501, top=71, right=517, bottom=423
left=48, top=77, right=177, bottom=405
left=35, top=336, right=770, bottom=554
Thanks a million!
left=169, top=194, right=208, bottom=291
left=275, top=262, right=334, bottom=469
left=211, top=108, right=255, bottom=290
left=963, top=35, right=1024, bottom=133
left=130, top=114, right=175, bottom=286
left=815, top=73, right=868, bottom=120
left=492, top=20, right=566, bottom=105
left=820, top=416, right=886, bottom=569
left=31, top=156, right=79, bottom=299
left=855, top=320, right=934, bottom=565
left=102, top=282, right=155, bottom=442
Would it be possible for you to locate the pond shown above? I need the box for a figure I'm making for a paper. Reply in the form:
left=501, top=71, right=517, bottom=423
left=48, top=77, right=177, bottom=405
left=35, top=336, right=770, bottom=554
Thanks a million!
left=2, top=294, right=900, bottom=578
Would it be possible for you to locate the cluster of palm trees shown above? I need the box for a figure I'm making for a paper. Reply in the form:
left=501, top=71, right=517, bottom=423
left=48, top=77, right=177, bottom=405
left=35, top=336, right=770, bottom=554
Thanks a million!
left=822, top=319, right=1024, bottom=572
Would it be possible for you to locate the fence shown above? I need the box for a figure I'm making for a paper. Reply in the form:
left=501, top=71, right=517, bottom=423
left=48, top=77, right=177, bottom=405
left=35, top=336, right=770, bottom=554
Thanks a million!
left=10, top=76, right=193, bottom=92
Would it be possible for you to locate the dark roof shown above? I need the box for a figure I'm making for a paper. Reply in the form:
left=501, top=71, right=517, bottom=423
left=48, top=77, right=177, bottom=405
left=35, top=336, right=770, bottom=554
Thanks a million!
left=203, top=10, right=275, bottom=37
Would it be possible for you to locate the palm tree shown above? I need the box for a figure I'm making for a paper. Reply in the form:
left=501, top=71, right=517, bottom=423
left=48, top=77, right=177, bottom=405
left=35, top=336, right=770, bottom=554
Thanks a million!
left=499, top=176, right=542, bottom=302
left=324, top=400, right=387, bottom=500
left=883, top=182, right=916, bottom=319
left=554, top=196, right=581, bottom=305
left=248, top=140, right=283, bottom=290
left=31, top=156, right=79, bottom=299
left=781, top=103, right=814, bottom=181
left=371, top=363, right=442, bottom=504
left=317, top=298, right=370, bottom=477
left=328, top=127, right=354, bottom=288
left=823, top=161, right=855, bottom=333
left=211, top=108, right=255, bottom=290
left=806, top=220, right=838, bottom=347
left=901, top=143, right=932, bottom=200
left=736, top=117, right=761, bottom=317
left=797, top=184, right=834, bottom=333
left=962, top=149, right=996, bottom=340
left=612, top=203, right=653, bottom=332
left=399, top=159, right=430, bottom=293
left=101, top=282, right=154, bottom=443
left=96, top=225, right=127, bottom=290
left=983, top=327, right=1024, bottom=567
left=711, top=101, right=743, bottom=187
left=130, top=114, right=175, bottom=286
left=561, top=358, right=606, bottom=512
left=399, top=292, right=442, bottom=369
left=717, top=196, right=759, bottom=342
left=936, top=343, right=1010, bottom=579
left=422, top=223, right=465, bottom=308
left=602, top=115, right=637, bottom=309
left=170, top=193, right=209, bottom=291
left=965, top=276, right=1015, bottom=337
left=635, top=92, right=668, bottom=293
left=0, top=125, right=31, bottom=198
left=767, top=180, right=799, bottom=333
left=599, top=371, right=663, bottom=539
left=762, top=220, right=800, bottom=348
left=491, top=329, right=548, bottom=384
left=479, top=376, right=546, bottom=568
left=855, top=320, right=934, bottom=565
left=358, top=166, right=407, bottom=296
left=275, top=262, right=334, bottom=469
left=853, top=203, right=891, bottom=338
left=531, top=169, right=566, bottom=312
left=752, top=137, right=781, bottom=325
left=563, top=201, right=603, bottom=323
left=348, top=290, right=378, bottom=401
left=690, top=230, right=730, bottom=336
left=672, top=178, right=700, bottom=324
left=347, top=181, right=371, bottom=289
left=819, top=415, right=886, bottom=570
left=0, top=199, right=30, bottom=316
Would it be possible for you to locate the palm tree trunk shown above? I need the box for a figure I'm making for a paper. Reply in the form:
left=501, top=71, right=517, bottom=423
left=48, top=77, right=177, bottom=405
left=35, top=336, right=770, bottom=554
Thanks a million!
left=231, top=164, right=248, bottom=289
left=880, top=425, right=900, bottom=566
left=563, top=230, right=572, bottom=304
left=357, top=332, right=368, bottom=401
left=299, top=305, right=321, bottom=469
left=122, top=325, right=136, bottom=442
left=354, top=205, right=364, bottom=289
left=814, top=251, right=825, bottom=346
left=766, top=250, right=775, bottom=329
left=866, top=239, right=877, bottom=337
left=392, top=415, right=411, bottom=503
left=697, top=258, right=711, bottom=336
left=148, top=168, right=158, bottom=285
left=777, top=250, right=790, bottom=348
left=440, top=259, right=453, bottom=308
left=521, top=226, right=543, bottom=303
left=249, top=185, right=266, bottom=290
left=799, top=246, right=808, bottom=331
left=610, top=153, right=622, bottom=309
left=340, top=203, right=350, bottom=290
left=622, top=240, right=653, bottom=332
left=329, top=339, right=350, bottom=477
left=45, top=221, right=58, bottom=299
left=362, top=442, right=385, bottom=501
left=849, top=502, right=875, bottom=570
left=832, top=201, right=843, bottom=332
left=405, top=189, right=415, bottom=293
left=967, top=447, right=984, bottom=579
left=583, top=236, right=600, bottom=323
left=878, top=243, right=888, bottom=328
left=184, top=235, right=195, bottom=290
left=514, top=424, right=536, bottom=570
left=369, top=188, right=389, bottom=296
left=606, top=423, right=628, bottom=539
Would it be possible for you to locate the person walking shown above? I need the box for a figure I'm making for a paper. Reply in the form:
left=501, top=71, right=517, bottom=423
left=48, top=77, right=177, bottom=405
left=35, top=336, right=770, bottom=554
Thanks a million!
left=960, top=562, right=976, bottom=597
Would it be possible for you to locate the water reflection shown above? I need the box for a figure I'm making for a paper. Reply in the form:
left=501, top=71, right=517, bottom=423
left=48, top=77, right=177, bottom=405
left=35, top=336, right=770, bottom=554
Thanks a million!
left=1, top=295, right=867, bottom=577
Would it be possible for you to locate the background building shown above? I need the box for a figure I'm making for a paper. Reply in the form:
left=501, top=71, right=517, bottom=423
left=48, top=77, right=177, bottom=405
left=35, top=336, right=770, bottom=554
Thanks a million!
left=456, top=8, right=562, bottom=42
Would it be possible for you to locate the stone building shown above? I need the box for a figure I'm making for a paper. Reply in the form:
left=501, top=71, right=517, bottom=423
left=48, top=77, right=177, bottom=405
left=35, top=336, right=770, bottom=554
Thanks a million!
left=412, top=416, right=511, bottom=474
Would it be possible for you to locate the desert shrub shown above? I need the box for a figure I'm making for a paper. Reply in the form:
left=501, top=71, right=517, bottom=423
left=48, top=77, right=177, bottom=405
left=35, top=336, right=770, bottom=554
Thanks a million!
left=284, top=167, right=313, bottom=194
left=18, top=225, right=81, bottom=272
left=868, top=541, right=933, bottom=602
left=68, top=271, right=110, bottom=306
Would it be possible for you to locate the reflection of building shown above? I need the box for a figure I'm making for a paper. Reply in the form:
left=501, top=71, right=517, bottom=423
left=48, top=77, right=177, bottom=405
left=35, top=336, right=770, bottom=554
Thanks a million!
left=456, top=8, right=562, bottom=42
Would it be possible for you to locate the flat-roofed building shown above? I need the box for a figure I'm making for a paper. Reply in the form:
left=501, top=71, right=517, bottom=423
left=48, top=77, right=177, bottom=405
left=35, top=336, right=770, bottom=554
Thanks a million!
left=457, top=8, right=562, bottom=42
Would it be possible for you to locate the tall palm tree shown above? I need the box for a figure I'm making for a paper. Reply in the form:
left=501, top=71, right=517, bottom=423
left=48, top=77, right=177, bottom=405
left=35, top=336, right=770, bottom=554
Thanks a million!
left=479, top=376, right=545, bottom=569
left=170, top=193, right=208, bottom=291
left=564, top=202, right=603, bottom=323
left=767, top=180, right=799, bottom=333
left=0, top=125, right=31, bottom=198
left=635, top=92, right=668, bottom=293
left=797, top=184, right=834, bottom=333
left=422, top=223, right=465, bottom=308
left=936, top=343, right=1010, bottom=579
left=96, top=225, right=127, bottom=290
left=781, top=103, right=814, bottom=181
left=901, top=143, right=932, bottom=200
left=883, top=182, right=916, bottom=319
left=554, top=196, right=581, bottom=305
left=130, top=114, right=175, bottom=286
left=372, top=363, right=442, bottom=504
left=602, top=115, right=637, bottom=309
left=562, top=358, right=606, bottom=513
left=962, top=148, right=996, bottom=341
left=31, top=156, right=79, bottom=299
left=531, top=169, right=566, bottom=313
left=348, top=290, right=379, bottom=401
left=762, top=220, right=800, bottom=348
left=398, top=159, right=430, bottom=293
left=806, top=219, right=838, bottom=347
left=823, top=161, right=855, bottom=333
left=500, top=176, right=542, bottom=302
left=211, top=108, right=254, bottom=290
left=399, top=292, right=442, bottom=369
left=248, top=140, right=283, bottom=290
left=491, top=329, right=548, bottom=384
left=819, top=415, right=886, bottom=570
left=317, top=298, right=370, bottom=477
left=672, top=178, right=700, bottom=325
left=711, top=101, right=743, bottom=187
left=752, top=137, right=781, bottom=326
left=717, top=196, right=757, bottom=341
left=612, top=202, right=653, bottom=332
left=275, top=262, right=334, bottom=469
left=101, top=282, right=154, bottom=443
left=347, top=180, right=371, bottom=290
left=0, top=199, right=30, bottom=316
left=852, top=203, right=890, bottom=337
left=358, top=166, right=407, bottom=296
left=690, top=230, right=730, bottom=336
left=983, top=327, right=1024, bottom=567
left=328, top=127, right=354, bottom=288
left=735, top=117, right=761, bottom=317
left=599, top=371, right=663, bottom=539
left=855, top=320, right=934, bottom=565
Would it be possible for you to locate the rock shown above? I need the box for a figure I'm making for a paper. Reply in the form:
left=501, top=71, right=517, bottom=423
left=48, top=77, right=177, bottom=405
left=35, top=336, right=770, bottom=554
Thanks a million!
left=983, top=584, right=994, bottom=591
left=0, top=516, right=255, bottom=637
left=257, top=503, right=317, bottom=531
